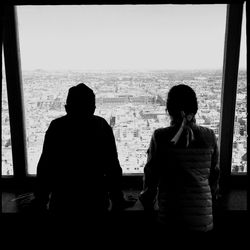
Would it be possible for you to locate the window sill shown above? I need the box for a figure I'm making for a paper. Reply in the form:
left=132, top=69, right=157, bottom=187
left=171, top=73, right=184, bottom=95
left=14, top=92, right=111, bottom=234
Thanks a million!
left=2, top=187, right=247, bottom=213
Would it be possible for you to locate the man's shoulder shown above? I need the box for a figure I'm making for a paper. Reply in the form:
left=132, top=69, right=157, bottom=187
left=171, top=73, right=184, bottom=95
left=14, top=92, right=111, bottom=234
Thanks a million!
left=49, top=115, right=67, bottom=126
left=48, top=115, right=111, bottom=135
left=43, top=116, right=68, bottom=134
left=91, top=115, right=110, bottom=127
left=92, top=115, right=108, bottom=123
left=50, top=115, right=107, bottom=124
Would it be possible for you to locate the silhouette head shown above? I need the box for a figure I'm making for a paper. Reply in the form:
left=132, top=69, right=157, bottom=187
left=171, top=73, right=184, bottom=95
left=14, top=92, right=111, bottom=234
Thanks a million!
left=65, top=83, right=96, bottom=118
left=166, top=84, right=198, bottom=124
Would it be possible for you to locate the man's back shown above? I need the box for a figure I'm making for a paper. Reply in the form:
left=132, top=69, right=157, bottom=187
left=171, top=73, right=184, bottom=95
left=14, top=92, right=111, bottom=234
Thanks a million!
left=34, top=83, right=135, bottom=222
left=35, top=114, right=122, bottom=216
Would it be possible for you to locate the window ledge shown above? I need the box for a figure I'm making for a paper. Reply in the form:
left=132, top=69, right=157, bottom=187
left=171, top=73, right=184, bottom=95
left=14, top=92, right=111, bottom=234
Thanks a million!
left=2, top=187, right=246, bottom=214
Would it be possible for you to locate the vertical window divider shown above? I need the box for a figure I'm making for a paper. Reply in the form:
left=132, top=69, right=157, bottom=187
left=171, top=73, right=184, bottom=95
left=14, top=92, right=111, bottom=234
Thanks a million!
left=3, top=5, right=27, bottom=183
left=219, top=3, right=243, bottom=189
left=1, top=4, right=3, bottom=180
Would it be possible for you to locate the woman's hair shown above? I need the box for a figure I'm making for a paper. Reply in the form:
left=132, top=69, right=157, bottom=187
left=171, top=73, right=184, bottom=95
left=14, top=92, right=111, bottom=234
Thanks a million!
left=166, top=84, right=198, bottom=122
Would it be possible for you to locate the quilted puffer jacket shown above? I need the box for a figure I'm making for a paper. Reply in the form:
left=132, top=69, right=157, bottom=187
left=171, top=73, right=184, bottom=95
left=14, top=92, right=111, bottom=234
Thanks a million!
left=139, top=124, right=220, bottom=232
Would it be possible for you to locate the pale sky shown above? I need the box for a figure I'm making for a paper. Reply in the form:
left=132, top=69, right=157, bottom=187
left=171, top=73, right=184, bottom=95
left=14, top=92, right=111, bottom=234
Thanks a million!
left=16, top=4, right=246, bottom=71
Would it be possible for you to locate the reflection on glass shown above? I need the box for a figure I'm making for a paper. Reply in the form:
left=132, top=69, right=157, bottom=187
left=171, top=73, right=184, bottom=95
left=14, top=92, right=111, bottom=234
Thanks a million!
left=2, top=59, right=14, bottom=176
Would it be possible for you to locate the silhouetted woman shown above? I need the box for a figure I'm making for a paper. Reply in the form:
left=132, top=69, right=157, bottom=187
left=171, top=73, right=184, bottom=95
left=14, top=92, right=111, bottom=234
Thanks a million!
left=139, top=84, right=220, bottom=233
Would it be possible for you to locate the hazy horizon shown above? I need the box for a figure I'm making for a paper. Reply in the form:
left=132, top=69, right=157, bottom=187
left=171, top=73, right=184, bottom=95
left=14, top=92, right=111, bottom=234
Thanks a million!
left=19, top=67, right=246, bottom=72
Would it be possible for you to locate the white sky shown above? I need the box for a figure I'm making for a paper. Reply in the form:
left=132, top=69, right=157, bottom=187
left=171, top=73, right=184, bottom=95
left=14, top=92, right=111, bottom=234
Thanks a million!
left=16, top=4, right=246, bottom=71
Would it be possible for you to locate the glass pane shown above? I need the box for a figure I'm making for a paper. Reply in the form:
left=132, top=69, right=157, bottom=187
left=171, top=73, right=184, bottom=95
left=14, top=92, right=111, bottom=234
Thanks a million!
left=231, top=3, right=247, bottom=174
left=2, top=51, right=14, bottom=176
left=17, top=5, right=226, bottom=175
left=22, top=71, right=71, bottom=174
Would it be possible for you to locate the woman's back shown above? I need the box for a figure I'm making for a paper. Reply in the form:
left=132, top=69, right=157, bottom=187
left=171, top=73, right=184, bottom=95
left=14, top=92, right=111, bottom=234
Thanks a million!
left=155, top=125, right=218, bottom=232
left=139, top=85, right=220, bottom=233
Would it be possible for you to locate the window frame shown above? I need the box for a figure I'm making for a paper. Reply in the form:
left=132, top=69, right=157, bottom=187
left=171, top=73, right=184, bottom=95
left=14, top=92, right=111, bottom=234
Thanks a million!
left=218, top=3, right=247, bottom=190
left=2, top=4, right=28, bottom=184
left=1, top=1, right=247, bottom=191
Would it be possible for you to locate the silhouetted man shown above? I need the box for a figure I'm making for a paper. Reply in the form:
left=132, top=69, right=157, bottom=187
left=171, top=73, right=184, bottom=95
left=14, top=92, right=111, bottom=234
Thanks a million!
left=33, top=83, right=134, bottom=224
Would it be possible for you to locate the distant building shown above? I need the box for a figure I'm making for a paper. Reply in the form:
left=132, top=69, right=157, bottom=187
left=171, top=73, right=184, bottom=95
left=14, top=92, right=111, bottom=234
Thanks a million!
left=110, top=116, right=116, bottom=128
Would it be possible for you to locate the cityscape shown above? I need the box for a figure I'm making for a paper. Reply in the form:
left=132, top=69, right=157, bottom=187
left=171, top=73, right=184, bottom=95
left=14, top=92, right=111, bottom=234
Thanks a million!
left=1, top=69, right=247, bottom=175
